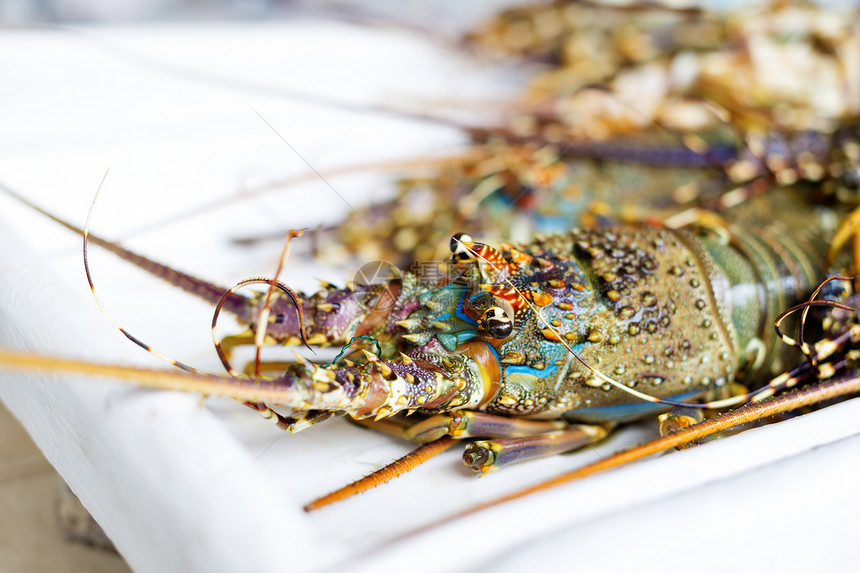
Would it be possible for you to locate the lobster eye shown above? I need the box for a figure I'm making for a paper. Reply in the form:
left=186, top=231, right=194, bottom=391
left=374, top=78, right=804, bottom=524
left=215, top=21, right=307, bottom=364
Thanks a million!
left=479, top=306, right=512, bottom=339
left=450, top=232, right=474, bottom=261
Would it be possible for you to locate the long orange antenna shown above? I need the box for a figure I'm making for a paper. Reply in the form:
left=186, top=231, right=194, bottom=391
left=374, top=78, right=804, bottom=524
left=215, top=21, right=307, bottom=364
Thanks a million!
left=453, top=374, right=860, bottom=520
left=304, top=437, right=456, bottom=512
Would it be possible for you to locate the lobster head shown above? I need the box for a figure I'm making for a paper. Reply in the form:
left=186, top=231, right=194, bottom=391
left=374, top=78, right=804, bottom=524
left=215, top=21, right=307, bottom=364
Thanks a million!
left=237, top=231, right=616, bottom=423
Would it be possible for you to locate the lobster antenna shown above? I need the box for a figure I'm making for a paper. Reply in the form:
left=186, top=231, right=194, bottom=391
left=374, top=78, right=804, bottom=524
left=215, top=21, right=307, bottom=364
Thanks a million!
left=132, top=73, right=742, bottom=246
left=80, top=176, right=321, bottom=421
left=84, top=170, right=207, bottom=376
left=434, top=372, right=860, bottom=526
left=185, top=154, right=473, bottom=247
left=701, top=275, right=860, bottom=409
left=211, top=277, right=312, bottom=377
left=0, top=181, right=253, bottom=322
left=251, top=228, right=307, bottom=377
left=303, top=436, right=456, bottom=512
left=0, top=348, right=325, bottom=404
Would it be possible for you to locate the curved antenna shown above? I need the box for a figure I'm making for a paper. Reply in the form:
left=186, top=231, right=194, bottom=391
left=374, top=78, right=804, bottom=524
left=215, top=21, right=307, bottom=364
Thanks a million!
left=0, top=181, right=252, bottom=321
left=250, top=227, right=311, bottom=377
left=211, top=278, right=310, bottom=377
left=83, top=170, right=206, bottom=376
left=145, top=154, right=469, bottom=245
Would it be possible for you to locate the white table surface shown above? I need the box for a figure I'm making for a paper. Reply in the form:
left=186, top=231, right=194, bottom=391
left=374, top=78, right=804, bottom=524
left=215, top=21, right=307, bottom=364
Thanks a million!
left=0, top=15, right=859, bottom=573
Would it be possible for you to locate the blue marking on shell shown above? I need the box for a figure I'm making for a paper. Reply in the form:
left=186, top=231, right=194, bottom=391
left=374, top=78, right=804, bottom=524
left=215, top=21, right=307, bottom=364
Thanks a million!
left=563, top=390, right=704, bottom=423
left=455, top=331, right=477, bottom=345
left=455, top=292, right=479, bottom=326
left=505, top=364, right=560, bottom=378
left=467, top=292, right=487, bottom=304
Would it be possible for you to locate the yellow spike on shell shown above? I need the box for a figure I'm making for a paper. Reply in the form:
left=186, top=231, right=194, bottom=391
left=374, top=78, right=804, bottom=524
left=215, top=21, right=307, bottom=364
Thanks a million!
left=307, top=333, right=328, bottom=345
left=530, top=291, right=553, bottom=306
left=540, top=328, right=564, bottom=342
left=395, top=318, right=423, bottom=330
left=375, top=361, right=394, bottom=378
left=501, top=351, right=525, bottom=364
left=403, top=333, right=429, bottom=344
left=292, top=350, right=307, bottom=365
left=374, top=406, right=393, bottom=421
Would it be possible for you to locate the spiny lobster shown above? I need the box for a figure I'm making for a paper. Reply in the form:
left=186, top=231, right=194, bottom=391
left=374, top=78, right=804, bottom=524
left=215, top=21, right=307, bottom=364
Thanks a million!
left=0, top=178, right=849, bottom=475
left=2, top=2, right=860, bottom=571
left=213, top=182, right=847, bottom=478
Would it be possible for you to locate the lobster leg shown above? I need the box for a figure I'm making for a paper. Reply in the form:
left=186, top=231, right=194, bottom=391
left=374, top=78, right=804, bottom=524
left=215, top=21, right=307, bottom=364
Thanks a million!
left=308, top=413, right=609, bottom=508
left=375, top=411, right=610, bottom=475
left=463, top=425, right=611, bottom=475
left=403, top=411, right=569, bottom=442
left=452, top=373, right=860, bottom=521
left=306, top=419, right=610, bottom=509
left=249, top=403, right=342, bottom=432
left=405, top=412, right=611, bottom=473
left=658, top=407, right=705, bottom=439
